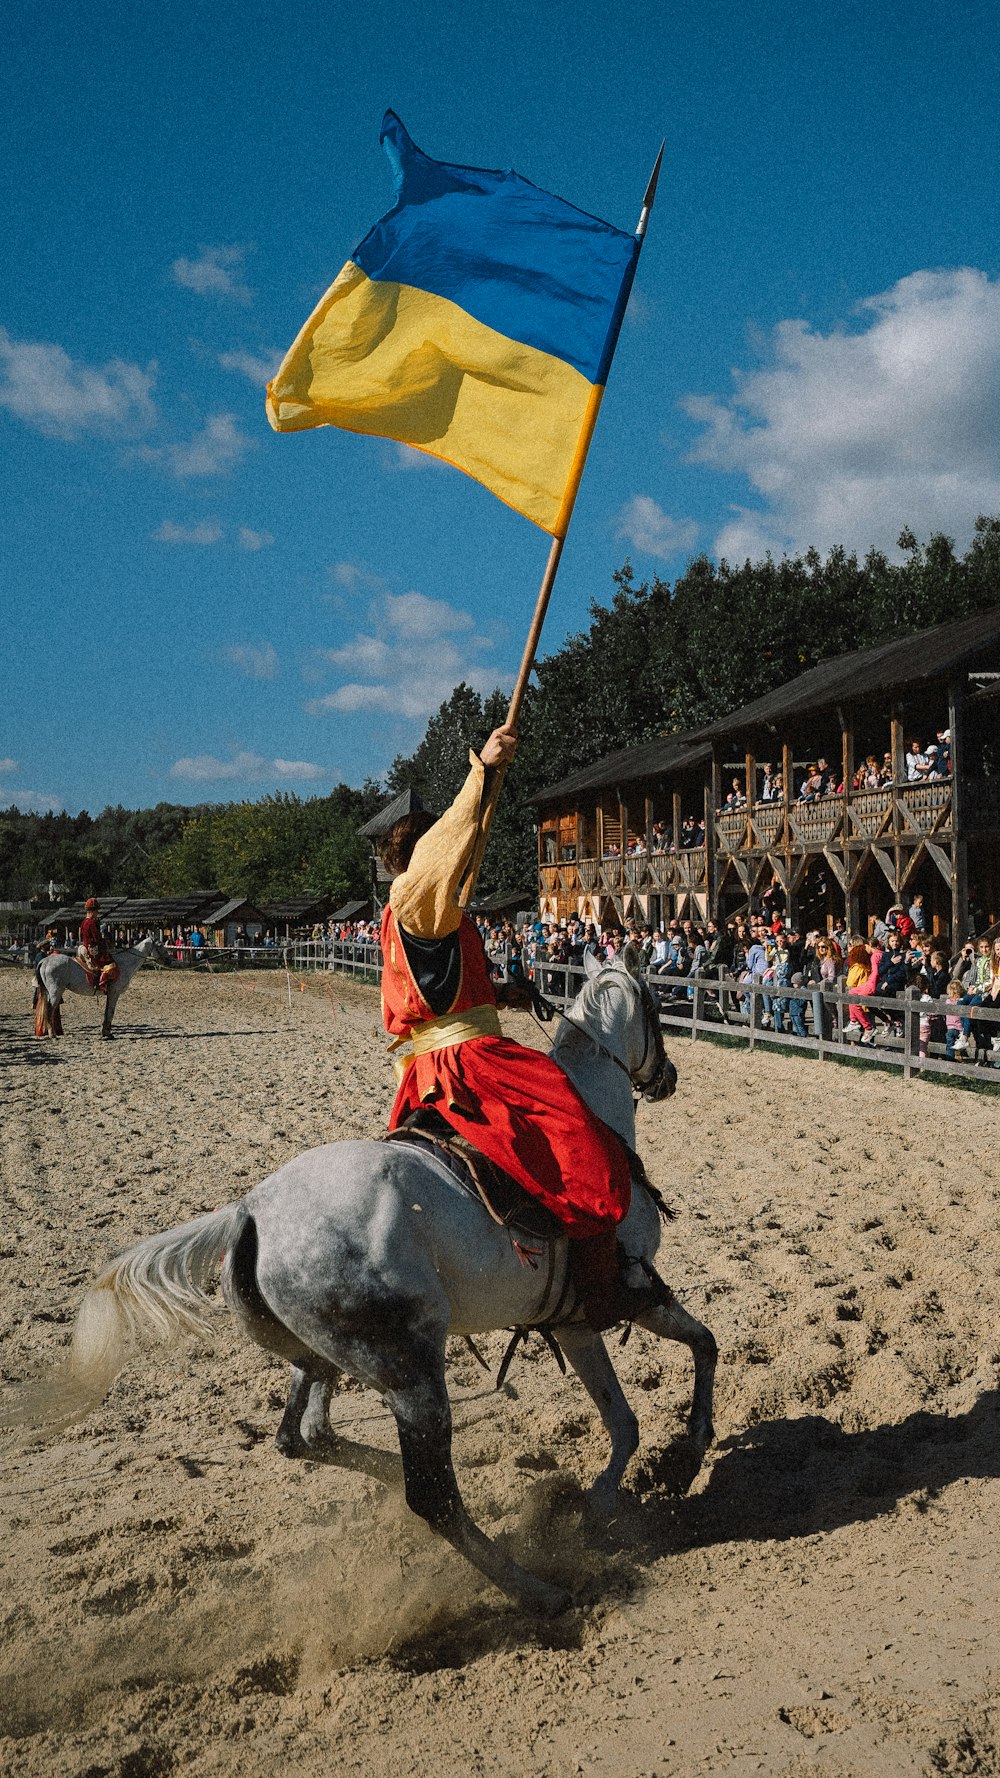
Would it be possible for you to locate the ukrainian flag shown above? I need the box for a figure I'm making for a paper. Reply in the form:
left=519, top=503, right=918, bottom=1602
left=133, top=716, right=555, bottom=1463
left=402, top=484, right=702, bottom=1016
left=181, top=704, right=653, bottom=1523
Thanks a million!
left=266, top=113, right=640, bottom=536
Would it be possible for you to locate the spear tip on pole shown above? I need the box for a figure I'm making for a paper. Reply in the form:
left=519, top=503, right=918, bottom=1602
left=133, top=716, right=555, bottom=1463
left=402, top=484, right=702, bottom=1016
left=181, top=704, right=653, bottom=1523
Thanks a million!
left=636, top=139, right=665, bottom=239
left=644, top=139, right=665, bottom=210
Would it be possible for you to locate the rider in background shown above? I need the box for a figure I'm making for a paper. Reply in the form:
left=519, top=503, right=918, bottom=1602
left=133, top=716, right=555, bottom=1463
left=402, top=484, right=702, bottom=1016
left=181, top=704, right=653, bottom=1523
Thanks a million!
left=78, top=898, right=119, bottom=993
left=379, top=723, right=664, bottom=1331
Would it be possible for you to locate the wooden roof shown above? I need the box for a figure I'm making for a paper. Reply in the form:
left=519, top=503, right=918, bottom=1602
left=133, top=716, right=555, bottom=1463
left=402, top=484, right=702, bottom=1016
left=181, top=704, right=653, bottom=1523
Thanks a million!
left=529, top=733, right=710, bottom=808
left=359, top=787, right=432, bottom=839
left=687, top=606, right=1000, bottom=744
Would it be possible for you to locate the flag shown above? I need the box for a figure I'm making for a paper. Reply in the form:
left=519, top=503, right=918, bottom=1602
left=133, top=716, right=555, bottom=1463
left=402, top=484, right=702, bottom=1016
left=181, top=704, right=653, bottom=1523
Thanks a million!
left=266, top=112, right=639, bottom=536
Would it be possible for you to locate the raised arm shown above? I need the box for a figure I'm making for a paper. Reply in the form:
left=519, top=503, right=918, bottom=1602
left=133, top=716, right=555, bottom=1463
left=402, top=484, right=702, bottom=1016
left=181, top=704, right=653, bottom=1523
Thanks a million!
left=390, top=725, right=517, bottom=939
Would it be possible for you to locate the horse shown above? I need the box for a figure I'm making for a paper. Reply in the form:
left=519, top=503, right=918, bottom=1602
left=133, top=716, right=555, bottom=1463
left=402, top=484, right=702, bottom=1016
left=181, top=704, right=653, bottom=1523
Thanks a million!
left=7, top=945, right=718, bottom=1617
left=33, top=935, right=170, bottom=1039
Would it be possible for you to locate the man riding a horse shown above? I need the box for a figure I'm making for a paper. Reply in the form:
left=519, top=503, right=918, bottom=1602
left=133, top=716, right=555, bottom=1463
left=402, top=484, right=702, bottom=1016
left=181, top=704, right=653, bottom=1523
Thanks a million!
left=379, top=722, right=669, bottom=1331
left=78, top=898, right=120, bottom=995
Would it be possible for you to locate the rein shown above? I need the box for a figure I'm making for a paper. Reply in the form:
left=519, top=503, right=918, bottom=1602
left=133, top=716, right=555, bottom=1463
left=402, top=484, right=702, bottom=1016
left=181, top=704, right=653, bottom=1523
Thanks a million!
left=525, top=970, right=669, bottom=1100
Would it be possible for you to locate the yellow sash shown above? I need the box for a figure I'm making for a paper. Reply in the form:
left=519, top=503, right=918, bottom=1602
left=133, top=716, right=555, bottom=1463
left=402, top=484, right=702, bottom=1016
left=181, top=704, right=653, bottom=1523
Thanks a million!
left=388, top=1001, right=502, bottom=1083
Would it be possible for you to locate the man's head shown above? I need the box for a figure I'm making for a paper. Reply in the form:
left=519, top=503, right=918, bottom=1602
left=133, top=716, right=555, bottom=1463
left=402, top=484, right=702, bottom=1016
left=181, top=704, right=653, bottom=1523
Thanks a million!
left=379, top=811, right=436, bottom=878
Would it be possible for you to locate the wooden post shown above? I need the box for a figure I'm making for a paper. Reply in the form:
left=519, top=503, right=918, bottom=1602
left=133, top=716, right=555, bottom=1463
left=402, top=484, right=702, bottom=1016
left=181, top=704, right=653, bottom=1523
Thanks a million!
left=949, top=678, right=969, bottom=946
left=710, top=748, right=723, bottom=919
left=703, top=773, right=715, bottom=920
left=890, top=704, right=905, bottom=908
left=748, top=979, right=758, bottom=1051
left=902, top=990, right=916, bottom=1082
left=811, top=986, right=826, bottom=1060
left=781, top=738, right=793, bottom=885
left=840, top=707, right=856, bottom=937
left=692, top=977, right=703, bottom=1042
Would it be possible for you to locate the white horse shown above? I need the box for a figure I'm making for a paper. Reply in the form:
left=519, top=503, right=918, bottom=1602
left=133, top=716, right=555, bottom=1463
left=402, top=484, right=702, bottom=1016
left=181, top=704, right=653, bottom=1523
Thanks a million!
left=7, top=946, right=717, bottom=1617
left=33, top=935, right=169, bottom=1039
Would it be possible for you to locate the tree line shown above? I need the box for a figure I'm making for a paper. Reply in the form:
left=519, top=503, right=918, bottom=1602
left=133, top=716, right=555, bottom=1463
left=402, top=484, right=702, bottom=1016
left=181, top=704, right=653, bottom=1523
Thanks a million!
left=4, top=519, right=999, bottom=905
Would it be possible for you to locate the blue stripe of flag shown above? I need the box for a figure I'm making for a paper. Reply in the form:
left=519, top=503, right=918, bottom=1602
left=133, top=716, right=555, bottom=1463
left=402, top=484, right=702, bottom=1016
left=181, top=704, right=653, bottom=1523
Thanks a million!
left=351, top=112, right=639, bottom=386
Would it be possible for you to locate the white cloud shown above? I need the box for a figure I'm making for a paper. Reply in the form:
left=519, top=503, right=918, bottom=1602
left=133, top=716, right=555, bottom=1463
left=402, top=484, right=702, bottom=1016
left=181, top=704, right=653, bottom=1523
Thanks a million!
left=0, top=757, right=17, bottom=774
left=219, top=347, right=280, bottom=384
left=683, top=267, right=1000, bottom=560
left=383, top=591, right=475, bottom=640
left=172, top=245, right=252, bottom=304
left=306, top=587, right=498, bottom=722
left=221, top=644, right=279, bottom=680
left=0, top=328, right=156, bottom=439
left=615, top=495, right=699, bottom=560
left=151, top=518, right=224, bottom=545
left=141, top=412, right=254, bottom=479
left=168, top=750, right=323, bottom=783
left=316, top=635, right=393, bottom=675
left=328, top=561, right=386, bottom=593
left=237, top=526, right=273, bottom=551
left=1, top=788, right=63, bottom=813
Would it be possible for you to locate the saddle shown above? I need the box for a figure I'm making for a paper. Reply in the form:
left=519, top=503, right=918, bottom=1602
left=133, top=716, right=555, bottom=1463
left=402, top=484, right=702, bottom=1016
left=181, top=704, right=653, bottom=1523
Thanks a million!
left=385, top=1108, right=566, bottom=1245
left=78, top=951, right=120, bottom=994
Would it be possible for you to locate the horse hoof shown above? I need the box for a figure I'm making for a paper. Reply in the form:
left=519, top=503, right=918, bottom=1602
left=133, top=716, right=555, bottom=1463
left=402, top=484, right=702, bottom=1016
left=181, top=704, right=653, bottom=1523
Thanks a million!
left=275, top=1426, right=307, bottom=1458
left=585, top=1478, right=620, bottom=1519
left=529, top=1579, right=574, bottom=1618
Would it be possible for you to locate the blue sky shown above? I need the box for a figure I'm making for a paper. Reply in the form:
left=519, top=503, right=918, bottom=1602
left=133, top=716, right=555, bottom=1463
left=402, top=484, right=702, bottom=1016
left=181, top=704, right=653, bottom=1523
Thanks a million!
left=4, top=0, right=1000, bottom=817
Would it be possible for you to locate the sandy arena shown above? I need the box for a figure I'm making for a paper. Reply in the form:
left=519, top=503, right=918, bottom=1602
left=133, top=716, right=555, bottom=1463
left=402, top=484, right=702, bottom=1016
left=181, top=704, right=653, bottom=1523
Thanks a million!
left=1, top=963, right=999, bottom=1777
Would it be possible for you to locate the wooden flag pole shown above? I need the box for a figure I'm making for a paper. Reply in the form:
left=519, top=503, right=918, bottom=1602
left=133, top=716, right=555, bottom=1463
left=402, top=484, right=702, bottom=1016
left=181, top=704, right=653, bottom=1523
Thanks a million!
left=458, top=140, right=665, bottom=906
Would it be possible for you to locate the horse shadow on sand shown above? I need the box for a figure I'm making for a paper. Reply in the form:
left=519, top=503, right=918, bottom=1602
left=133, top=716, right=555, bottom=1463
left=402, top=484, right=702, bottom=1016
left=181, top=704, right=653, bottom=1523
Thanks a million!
left=306, top=1390, right=1000, bottom=1674
left=0, top=1013, right=64, bottom=1068
left=610, top=1386, right=1000, bottom=1561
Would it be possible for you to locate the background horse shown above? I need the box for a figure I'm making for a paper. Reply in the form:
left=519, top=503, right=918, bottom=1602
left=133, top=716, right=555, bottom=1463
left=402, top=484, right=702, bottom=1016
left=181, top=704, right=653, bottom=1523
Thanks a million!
left=7, top=946, right=717, bottom=1617
left=33, top=935, right=168, bottom=1038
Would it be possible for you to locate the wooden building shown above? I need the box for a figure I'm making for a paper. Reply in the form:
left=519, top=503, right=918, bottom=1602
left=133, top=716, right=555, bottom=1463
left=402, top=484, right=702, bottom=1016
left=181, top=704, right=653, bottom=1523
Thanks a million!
left=531, top=734, right=711, bottom=929
left=531, top=608, right=1000, bottom=940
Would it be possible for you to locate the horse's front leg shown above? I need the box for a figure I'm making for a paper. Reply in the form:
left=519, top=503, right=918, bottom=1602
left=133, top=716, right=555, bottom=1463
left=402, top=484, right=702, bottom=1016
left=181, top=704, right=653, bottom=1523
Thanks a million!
left=556, top=1324, right=639, bottom=1513
left=100, top=989, right=117, bottom=1039
left=637, top=1291, right=717, bottom=1493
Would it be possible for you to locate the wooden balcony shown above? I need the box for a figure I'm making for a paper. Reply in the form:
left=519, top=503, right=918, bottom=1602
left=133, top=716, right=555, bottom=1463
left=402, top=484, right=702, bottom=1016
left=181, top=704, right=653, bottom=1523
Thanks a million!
left=897, top=780, right=952, bottom=835
left=788, top=800, right=845, bottom=846
left=716, top=810, right=748, bottom=850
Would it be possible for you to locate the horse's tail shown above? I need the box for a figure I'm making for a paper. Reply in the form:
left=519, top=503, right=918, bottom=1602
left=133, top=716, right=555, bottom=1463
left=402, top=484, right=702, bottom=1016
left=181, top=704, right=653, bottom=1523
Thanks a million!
left=0, top=1203, right=248, bottom=1433
left=32, top=960, right=60, bottom=1036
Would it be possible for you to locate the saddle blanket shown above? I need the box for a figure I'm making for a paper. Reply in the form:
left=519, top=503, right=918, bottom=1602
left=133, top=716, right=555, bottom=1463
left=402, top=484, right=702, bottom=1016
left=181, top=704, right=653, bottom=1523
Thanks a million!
left=385, top=1111, right=565, bottom=1245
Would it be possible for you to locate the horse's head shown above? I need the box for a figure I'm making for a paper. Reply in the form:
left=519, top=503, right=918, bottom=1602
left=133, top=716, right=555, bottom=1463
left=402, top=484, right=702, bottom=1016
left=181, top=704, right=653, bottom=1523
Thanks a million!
left=137, top=937, right=172, bottom=966
left=580, top=943, right=676, bottom=1101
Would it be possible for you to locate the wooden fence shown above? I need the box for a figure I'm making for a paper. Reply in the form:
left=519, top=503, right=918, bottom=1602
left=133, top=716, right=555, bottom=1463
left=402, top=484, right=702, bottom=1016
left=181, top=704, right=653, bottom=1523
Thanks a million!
left=290, top=938, right=1000, bottom=1086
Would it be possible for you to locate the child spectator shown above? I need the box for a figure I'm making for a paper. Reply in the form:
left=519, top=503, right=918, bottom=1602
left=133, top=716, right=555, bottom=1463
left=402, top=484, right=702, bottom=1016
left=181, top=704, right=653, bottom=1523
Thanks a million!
left=845, top=940, right=880, bottom=1042
left=939, top=979, right=965, bottom=1061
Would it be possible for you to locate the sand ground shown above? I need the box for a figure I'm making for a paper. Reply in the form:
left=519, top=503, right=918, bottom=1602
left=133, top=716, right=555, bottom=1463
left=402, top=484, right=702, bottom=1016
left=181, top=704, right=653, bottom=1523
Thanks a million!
left=1, top=962, right=999, bottom=1778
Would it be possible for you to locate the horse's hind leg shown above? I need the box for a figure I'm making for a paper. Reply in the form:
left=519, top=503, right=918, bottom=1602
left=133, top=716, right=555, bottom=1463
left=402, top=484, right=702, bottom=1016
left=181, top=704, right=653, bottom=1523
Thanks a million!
left=637, top=1292, right=718, bottom=1492
left=557, top=1325, right=639, bottom=1511
left=275, top=1364, right=400, bottom=1487
left=388, top=1360, right=571, bottom=1618
left=275, top=1363, right=322, bottom=1455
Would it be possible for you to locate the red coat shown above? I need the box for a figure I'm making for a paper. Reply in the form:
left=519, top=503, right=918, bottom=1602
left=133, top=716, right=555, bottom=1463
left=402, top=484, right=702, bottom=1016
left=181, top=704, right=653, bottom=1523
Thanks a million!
left=80, top=913, right=104, bottom=953
left=381, top=907, right=630, bottom=1238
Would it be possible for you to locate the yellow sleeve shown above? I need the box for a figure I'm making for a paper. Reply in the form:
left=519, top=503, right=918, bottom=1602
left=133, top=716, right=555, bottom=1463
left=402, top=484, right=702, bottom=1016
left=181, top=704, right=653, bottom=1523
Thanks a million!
left=389, top=751, right=489, bottom=938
